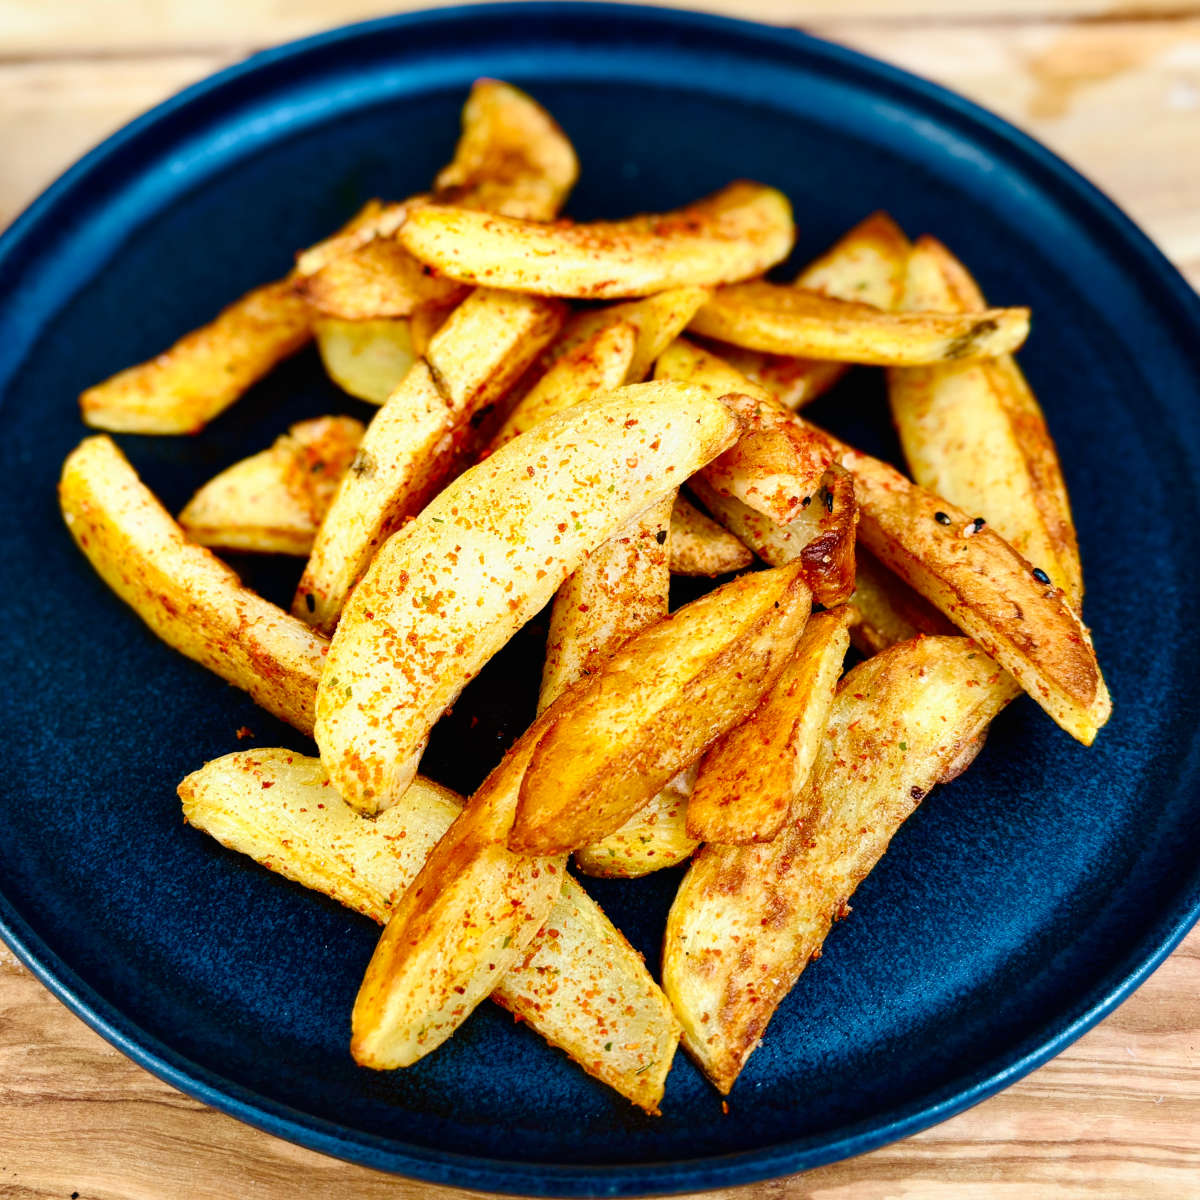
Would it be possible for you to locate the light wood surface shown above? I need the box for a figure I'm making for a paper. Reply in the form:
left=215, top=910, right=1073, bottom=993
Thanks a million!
left=3, top=3, right=1199, bottom=1198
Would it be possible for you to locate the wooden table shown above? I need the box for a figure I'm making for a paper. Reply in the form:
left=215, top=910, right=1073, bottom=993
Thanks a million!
left=2, top=3, right=1198, bottom=1197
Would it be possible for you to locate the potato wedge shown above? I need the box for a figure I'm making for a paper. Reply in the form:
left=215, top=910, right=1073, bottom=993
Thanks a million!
left=687, top=608, right=850, bottom=845
left=664, top=635, right=1017, bottom=1093
left=180, top=749, right=677, bottom=1112
left=668, top=496, right=753, bottom=576
left=540, top=495, right=673, bottom=714
left=888, top=236, right=1082, bottom=605
left=689, top=462, right=858, bottom=607
left=574, top=766, right=699, bottom=878
left=719, top=210, right=910, bottom=408
left=848, top=546, right=954, bottom=656
left=399, top=182, right=794, bottom=299
left=434, top=78, right=579, bottom=221
left=79, top=279, right=313, bottom=435
left=300, top=237, right=467, bottom=320
left=313, top=317, right=416, bottom=405
left=655, top=338, right=833, bottom=524
left=316, top=384, right=740, bottom=813
left=178, top=415, right=363, bottom=555
left=492, top=321, right=637, bottom=450
left=689, top=280, right=1029, bottom=365
left=838, top=442, right=1110, bottom=743
left=293, top=199, right=411, bottom=277
left=295, top=289, right=566, bottom=634
left=509, top=563, right=812, bottom=855
left=59, top=436, right=327, bottom=732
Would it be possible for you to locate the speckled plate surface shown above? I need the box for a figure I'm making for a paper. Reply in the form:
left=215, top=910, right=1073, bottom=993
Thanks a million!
left=1, top=5, right=1199, bottom=1195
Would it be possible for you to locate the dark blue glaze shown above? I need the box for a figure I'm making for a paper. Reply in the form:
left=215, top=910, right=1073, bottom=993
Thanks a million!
left=1, top=5, right=1198, bottom=1195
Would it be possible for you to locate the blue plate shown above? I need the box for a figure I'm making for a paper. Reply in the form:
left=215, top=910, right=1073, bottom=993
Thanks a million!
left=2, top=4, right=1198, bottom=1195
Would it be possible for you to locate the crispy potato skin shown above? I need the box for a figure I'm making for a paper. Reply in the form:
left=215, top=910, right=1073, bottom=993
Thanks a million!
left=399, top=182, right=794, bottom=299
left=180, top=749, right=677, bottom=1112
left=179, top=415, right=363, bottom=555
left=59, top=436, right=328, bottom=732
left=79, top=280, right=313, bottom=435
left=315, top=386, right=740, bottom=814
left=687, top=608, right=850, bottom=844
left=668, top=496, right=753, bottom=576
left=888, top=236, right=1083, bottom=606
left=689, top=280, right=1029, bottom=365
left=848, top=546, right=955, bottom=656
left=719, top=210, right=910, bottom=408
left=839, top=443, right=1110, bottom=743
left=509, top=563, right=813, bottom=855
left=492, top=322, right=637, bottom=450
left=295, top=290, right=566, bottom=634
left=655, top=338, right=833, bottom=525
left=663, top=636, right=1018, bottom=1093
left=690, top=462, right=859, bottom=608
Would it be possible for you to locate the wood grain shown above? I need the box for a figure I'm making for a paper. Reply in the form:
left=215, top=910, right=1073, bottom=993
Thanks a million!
left=2, top=2, right=1198, bottom=1197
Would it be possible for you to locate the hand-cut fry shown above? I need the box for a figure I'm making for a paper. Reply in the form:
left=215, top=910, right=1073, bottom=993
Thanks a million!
left=80, top=280, right=313, bottom=435
left=664, top=635, right=1018, bottom=1093
left=300, top=237, right=467, bottom=319
left=689, top=462, right=858, bottom=607
left=179, top=416, right=363, bottom=555
left=316, top=385, right=739, bottom=813
left=848, top=546, right=954, bottom=656
left=574, top=766, right=699, bottom=878
left=888, top=236, right=1083, bottom=605
left=668, top=496, right=753, bottom=576
left=492, top=321, right=637, bottom=449
left=689, top=280, right=1029, bottom=365
left=180, top=749, right=677, bottom=1112
left=295, top=289, right=566, bottom=634
left=838, top=442, right=1110, bottom=743
left=687, top=608, right=850, bottom=844
left=509, top=563, right=812, bottom=855
left=314, top=317, right=416, bottom=404
left=59, top=436, right=327, bottom=732
left=719, top=210, right=910, bottom=408
left=434, top=79, right=580, bottom=221
left=399, top=182, right=794, bottom=299
left=540, top=496, right=673, bottom=713
left=656, top=338, right=833, bottom=524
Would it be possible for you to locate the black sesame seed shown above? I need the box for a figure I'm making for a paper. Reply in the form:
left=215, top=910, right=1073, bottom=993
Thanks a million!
left=1032, top=567, right=1051, bottom=585
left=654, top=529, right=668, bottom=545
left=823, top=488, right=834, bottom=514
left=304, top=592, right=315, bottom=613
left=802, top=495, right=812, bottom=508
left=972, top=517, right=986, bottom=531
left=934, top=511, right=951, bottom=526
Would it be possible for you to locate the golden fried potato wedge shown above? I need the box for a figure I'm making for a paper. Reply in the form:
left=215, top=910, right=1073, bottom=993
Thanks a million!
left=838, top=443, right=1110, bottom=743
left=492, top=321, right=637, bottom=449
left=847, top=547, right=954, bottom=656
left=509, top=563, right=812, bottom=855
left=178, top=415, right=363, bottom=555
left=295, top=290, right=566, bottom=633
left=80, top=280, right=312, bottom=435
left=656, top=338, right=833, bottom=524
left=300, top=237, right=467, bottom=319
left=888, top=236, right=1082, bottom=605
left=314, top=317, right=416, bottom=405
left=179, top=749, right=677, bottom=1112
left=689, top=462, right=858, bottom=607
left=540, top=495, right=673, bottom=713
left=399, top=182, right=794, bottom=299
left=664, top=635, right=1018, bottom=1093
left=668, top=496, right=753, bottom=576
left=293, top=199, right=411, bottom=277
left=689, top=280, right=1029, bottom=365
left=687, top=608, right=850, bottom=844
left=574, top=767, right=699, bottom=878
left=434, top=79, right=579, bottom=221
left=720, top=211, right=910, bottom=408
left=316, top=384, right=740, bottom=813
left=59, top=436, right=327, bottom=732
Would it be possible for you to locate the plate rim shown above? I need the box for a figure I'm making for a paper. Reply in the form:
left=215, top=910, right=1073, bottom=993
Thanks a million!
left=2, top=4, right=1199, bottom=1194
